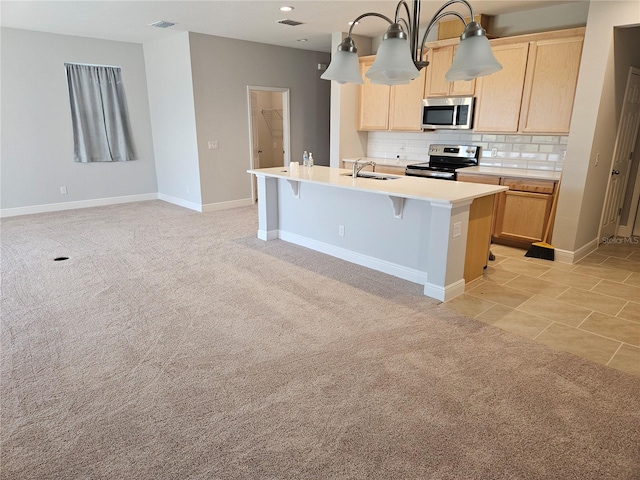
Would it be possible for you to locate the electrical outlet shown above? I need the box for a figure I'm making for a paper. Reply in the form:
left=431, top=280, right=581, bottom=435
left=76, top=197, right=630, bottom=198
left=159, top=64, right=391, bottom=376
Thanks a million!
left=60, top=186, right=68, bottom=195
left=338, top=225, right=345, bottom=237
left=452, top=222, right=462, bottom=238
left=186, top=186, right=190, bottom=194
left=208, top=140, right=219, bottom=150
left=491, top=148, right=498, bottom=157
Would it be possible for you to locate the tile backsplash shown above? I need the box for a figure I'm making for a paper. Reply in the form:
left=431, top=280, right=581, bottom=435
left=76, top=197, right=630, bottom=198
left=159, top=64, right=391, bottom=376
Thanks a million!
left=367, top=132, right=566, bottom=171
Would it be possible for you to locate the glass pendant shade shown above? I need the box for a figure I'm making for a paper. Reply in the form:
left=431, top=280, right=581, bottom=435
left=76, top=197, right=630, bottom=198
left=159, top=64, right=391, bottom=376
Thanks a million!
left=320, top=49, right=363, bottom=84
left=366, top=37, right=420, bottom=84
left=445, top=34, right=502, bottom=82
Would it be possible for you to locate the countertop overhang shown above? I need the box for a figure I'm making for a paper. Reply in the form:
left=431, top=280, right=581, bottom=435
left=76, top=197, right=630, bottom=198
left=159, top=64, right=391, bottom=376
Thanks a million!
left=248, top=166, right=507, bottom=206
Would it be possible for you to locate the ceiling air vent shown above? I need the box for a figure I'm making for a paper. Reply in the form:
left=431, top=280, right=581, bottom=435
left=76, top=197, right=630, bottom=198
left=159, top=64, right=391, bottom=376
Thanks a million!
left=149, top=20, right=176, bottom=28
left=277, top=19, right=304, bottom=27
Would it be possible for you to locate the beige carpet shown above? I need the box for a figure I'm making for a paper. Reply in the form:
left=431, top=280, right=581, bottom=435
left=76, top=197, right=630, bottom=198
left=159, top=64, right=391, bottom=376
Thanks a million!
left=1, top=200, right=639, bottom=479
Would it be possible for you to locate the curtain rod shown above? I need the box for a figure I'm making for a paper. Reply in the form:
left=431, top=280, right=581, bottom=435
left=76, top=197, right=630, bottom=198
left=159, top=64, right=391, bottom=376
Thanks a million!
left=64, top=62, right=121, bottom=69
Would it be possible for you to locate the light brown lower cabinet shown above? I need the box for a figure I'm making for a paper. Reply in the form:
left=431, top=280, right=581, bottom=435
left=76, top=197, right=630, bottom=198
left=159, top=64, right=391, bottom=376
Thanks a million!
left=494, top=190, right=554, bottom=247
left=457, top=173, right=557, bottom=249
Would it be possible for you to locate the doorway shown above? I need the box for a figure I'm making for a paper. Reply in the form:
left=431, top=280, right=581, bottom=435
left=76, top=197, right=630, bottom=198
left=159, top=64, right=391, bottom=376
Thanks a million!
left=600, top=66, right=640, bottom=240
left=247, top=86, right=290, bottom=202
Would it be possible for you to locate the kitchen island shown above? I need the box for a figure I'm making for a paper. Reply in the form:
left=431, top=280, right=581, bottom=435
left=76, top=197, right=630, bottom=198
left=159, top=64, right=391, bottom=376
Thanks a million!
left=247, top=166, right=507, bottom=301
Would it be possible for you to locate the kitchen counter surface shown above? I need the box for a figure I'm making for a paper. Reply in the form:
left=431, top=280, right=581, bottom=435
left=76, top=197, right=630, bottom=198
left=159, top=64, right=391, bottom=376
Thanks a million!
left=249, top=166, right=507, bottom=206
left=457, top=166, right=561, bottom=181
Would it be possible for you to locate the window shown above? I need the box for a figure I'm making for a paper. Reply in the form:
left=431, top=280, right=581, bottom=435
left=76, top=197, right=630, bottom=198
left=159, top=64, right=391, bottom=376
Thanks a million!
left=65, top=63, right=136, bottom=162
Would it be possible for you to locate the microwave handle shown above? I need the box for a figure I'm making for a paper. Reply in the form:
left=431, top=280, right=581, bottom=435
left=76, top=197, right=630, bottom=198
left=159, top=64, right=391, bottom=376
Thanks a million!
left=452, top=105, right=458, bottom=126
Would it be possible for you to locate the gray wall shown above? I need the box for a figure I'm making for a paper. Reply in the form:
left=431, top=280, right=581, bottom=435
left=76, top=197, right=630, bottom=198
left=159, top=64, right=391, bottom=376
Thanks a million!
left=1, top=27, right=157, bottom=211
left=187, top=32, right=331, bottom=206
left=143, top=32, right=202, bottom=208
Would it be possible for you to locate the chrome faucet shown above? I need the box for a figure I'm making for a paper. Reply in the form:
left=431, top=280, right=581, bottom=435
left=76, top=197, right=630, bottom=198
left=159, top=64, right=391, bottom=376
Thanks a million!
left=352, top=159, right=376, bottom=178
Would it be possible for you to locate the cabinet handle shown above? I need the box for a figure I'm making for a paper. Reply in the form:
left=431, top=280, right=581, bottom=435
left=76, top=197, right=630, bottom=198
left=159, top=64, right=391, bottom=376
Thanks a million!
left=612, top=170, right=620, bottom=175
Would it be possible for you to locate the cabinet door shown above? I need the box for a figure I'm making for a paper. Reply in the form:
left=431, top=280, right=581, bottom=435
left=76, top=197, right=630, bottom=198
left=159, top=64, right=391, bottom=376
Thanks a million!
left=494, top=190, right=553, bottom=245
left=358, top=57, right=390, bottom=131
left=389, top=67, right=427, bottom=131
left=425, top=45, right=475, bottom=97
left=449, top=45, right=476, bottom=95
left=474, top=42, right=530, bottom=132
left=519, top=36, right=584, bottom=134
left=425, top=46, right=453, bottom=97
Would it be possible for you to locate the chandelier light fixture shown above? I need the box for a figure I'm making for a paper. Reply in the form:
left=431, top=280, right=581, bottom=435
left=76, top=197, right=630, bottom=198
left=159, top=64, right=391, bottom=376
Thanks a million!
left=320, top=0, right=502, bottom=85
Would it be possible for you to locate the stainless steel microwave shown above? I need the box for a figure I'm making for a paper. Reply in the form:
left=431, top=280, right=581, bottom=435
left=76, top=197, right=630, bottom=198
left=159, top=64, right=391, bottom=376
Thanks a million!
left=421, top=96, right=474, bottom=130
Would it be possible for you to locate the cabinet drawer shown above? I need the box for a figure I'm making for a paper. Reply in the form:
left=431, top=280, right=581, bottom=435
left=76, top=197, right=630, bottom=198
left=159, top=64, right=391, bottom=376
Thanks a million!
left=457, top=173, right=501, bottom=185
left=501, top=178, right=556, bottom=194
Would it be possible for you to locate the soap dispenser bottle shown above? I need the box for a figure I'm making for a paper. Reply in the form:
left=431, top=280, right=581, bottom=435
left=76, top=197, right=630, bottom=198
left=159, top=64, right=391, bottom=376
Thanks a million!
left=308, top=152, right=314, bottom=167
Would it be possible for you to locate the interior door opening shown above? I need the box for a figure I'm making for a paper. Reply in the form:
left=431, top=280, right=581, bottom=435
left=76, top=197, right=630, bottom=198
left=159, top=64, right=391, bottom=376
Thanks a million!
left=247, top=86, right=290, bottom=203
left=599, top=66, right=640, bottom=242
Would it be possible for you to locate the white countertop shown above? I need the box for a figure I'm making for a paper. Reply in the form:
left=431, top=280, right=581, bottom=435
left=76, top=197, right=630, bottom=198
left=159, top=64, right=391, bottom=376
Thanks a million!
left=248, top=166, right=507, bottom=205
left=457, top=166, right=561, bottom=181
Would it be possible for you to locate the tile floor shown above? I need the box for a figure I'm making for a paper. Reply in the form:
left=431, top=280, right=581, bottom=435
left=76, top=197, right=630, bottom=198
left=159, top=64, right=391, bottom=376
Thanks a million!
left=444, top=238, right=640, bottom=376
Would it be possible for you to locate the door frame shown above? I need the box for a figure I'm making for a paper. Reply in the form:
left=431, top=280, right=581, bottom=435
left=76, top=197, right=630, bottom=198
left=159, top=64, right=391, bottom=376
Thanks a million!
left=247, top=86, right=291, bottom=203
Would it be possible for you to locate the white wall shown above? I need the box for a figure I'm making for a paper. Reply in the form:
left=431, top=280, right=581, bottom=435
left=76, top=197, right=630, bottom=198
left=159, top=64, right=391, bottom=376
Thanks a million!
left=143, top=32, right=202, bottom=209
left=187, top=32, right=331, bottom=206
left=556, top=2, right=640, bottom=253
left=0, top=28, right=157, bottom=213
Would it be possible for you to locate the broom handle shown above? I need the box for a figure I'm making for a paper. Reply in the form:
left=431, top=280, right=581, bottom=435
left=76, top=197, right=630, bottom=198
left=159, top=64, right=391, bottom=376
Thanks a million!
left=542, top=177, right=561, bottom=243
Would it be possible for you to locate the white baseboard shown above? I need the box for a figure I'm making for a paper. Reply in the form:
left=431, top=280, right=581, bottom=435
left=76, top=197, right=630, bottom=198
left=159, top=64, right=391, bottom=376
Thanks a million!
left=258, top=229, right=279, bottom=241
left=158, top=195, right=254, bottom=213
left=0, top=193, right=158, bottom=218
left=157, top=193, right=203, bottom=212
left=555, top=237, right=598, bottom=264
left=279, top=230, right=429, bottom=286
left=427, top=279, right=466, bottom=302
left=201, top=198, right=253, bottom=212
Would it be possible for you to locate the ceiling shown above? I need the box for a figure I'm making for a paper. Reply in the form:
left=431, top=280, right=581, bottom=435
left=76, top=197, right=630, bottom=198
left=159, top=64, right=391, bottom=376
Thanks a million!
left=1, top=0, right=582, bottom=53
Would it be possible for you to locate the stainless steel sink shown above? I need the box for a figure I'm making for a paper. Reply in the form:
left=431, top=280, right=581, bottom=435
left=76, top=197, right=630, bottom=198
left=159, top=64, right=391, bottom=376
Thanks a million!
left=340, top=172, right=401, bottom=181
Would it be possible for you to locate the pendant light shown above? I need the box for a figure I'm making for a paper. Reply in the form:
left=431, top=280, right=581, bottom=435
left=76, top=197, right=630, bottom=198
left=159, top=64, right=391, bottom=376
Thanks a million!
left=321, top=0, right=502, bottom=86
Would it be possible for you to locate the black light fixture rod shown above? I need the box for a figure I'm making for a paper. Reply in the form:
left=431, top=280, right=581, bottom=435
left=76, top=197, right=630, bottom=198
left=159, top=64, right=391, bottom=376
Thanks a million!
left=418, top=10, right=466, bottom=63
left=411, top=0, right=421, bottom=65
left=346, top=12, right=394, bottom=38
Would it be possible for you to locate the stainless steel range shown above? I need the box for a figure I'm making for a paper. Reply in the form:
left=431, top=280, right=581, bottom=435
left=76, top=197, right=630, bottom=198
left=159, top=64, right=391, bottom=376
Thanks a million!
left=405, top=144, right=480, bottom=181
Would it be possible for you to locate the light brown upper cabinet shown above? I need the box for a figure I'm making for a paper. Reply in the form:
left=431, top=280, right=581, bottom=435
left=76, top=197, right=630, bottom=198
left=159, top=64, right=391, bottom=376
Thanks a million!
left=389, top=66, right=427, bottom=131
left=424, top=46, right=475, bottom=97
left=473, top=28, right=585, bottom=134
left=519, top=36, right=584, bottom=133
left=473, top=42, right=530, bottom=132
left=358, top=55, right=426, bottom=132
left=357, top=56, right=390, bottom=131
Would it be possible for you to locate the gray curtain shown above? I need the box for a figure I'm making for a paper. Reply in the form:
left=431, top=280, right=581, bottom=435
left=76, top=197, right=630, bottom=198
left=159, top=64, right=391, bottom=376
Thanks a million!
left=65, top=63, right=137, bottom=162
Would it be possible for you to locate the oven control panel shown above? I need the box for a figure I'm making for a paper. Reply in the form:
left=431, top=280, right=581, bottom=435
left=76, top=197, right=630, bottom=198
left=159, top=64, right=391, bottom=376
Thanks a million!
left=428, top=144, right=479, bottom=158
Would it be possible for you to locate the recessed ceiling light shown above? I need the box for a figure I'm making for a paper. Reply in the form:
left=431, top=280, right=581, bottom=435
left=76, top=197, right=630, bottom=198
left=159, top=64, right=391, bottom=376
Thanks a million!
left=280, top=6, right=294, bottom=12
left=297, top=39, right=308, bottom=42
left=348, top=21, right=360, bottom=26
